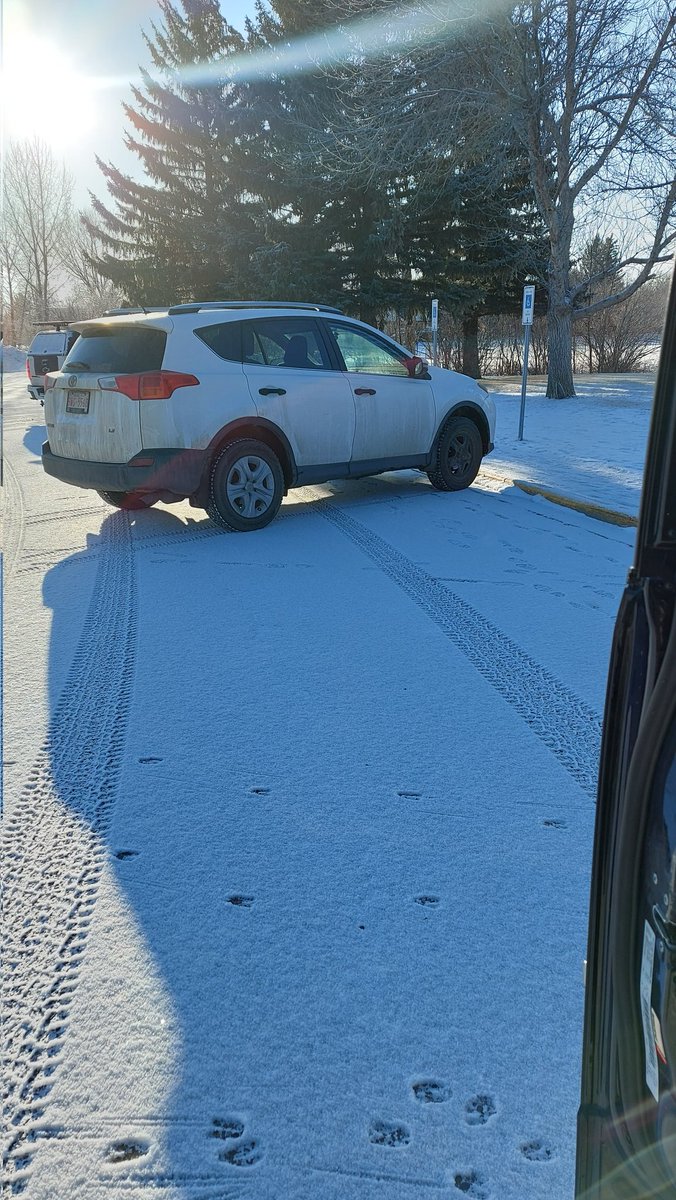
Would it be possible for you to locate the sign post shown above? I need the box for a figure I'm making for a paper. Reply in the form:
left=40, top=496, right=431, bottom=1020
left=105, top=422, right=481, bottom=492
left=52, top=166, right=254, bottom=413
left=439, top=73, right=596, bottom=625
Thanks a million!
left=518, top=285, right=535, bottom=441
left=431, top=298, right=438, bottom=366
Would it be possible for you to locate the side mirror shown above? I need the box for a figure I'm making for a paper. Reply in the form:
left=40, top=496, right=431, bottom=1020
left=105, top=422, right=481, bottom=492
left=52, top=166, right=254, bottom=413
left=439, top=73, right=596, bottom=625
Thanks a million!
left=404, top=355, right=428, bottom=378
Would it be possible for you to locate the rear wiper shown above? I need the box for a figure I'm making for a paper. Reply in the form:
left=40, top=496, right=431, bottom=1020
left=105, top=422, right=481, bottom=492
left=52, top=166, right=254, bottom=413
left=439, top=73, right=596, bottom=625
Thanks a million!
left=63, top=361, right=91, bottom=370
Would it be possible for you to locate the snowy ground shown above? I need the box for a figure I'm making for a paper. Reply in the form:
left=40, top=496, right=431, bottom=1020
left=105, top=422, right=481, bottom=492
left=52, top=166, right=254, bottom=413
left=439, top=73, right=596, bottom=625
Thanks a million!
left=2, top=362, right=654, bottom=1199
left=485, top=372, right=654, bottom=518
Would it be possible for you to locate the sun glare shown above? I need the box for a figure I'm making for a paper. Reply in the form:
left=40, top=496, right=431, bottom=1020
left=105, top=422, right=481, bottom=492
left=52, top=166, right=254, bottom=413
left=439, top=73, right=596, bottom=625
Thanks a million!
left=2, top=34, right=99, bottom=150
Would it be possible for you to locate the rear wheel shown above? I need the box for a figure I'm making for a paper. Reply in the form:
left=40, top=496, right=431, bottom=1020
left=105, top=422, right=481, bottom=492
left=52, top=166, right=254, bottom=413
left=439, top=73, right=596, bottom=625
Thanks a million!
left=207, top=439, right=284, bottom=532
left=427, top=416, right=482, bottom=491
left=97, top=490, right=156, bottom=510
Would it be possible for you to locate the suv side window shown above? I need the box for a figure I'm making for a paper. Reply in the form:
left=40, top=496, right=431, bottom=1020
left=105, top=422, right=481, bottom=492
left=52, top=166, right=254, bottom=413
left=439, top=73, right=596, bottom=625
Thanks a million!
left=328, top=322, right=409, bottom=376
left=194, top=321, right=242, bottom=362
left=247, top=318, right=332, bottom=370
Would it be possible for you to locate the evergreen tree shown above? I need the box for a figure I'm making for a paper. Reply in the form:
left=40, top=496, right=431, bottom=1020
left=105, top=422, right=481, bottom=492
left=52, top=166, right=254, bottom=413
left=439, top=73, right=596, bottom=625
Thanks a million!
left=251, top=0, right=547, bottom=343
left=86, top=0, right=260, bottom=304
left=87, top=0, right=547, bottom=336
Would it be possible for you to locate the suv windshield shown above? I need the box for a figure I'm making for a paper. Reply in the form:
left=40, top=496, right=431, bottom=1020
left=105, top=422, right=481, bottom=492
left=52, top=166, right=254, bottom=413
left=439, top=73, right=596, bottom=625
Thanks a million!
left=63, top=326, right=166, bottom=374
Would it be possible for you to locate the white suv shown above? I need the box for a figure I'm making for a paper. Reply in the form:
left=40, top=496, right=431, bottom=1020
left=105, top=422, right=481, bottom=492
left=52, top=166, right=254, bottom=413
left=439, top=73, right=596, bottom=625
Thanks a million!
left=42, top=302, right=496, bottom=532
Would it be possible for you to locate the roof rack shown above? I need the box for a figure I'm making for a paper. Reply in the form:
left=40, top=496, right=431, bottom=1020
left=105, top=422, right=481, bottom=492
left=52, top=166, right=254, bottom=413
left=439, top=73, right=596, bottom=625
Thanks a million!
left=102, top=307, right=167, bottom=316
left=32, top=320, right=71, bottom=330
left=167, top=301, right=344, bottom=316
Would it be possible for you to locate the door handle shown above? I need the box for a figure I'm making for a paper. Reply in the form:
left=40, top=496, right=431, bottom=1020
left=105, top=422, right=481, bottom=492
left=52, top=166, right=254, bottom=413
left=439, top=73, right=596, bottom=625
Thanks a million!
left=259, top=387, right=286, bottom=396
left=354, top=387, right=376, bottom=396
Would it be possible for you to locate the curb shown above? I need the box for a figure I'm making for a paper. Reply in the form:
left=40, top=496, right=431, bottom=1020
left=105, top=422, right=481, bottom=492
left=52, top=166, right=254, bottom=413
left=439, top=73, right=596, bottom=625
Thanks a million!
left=512, top=480, right=638, bottom=528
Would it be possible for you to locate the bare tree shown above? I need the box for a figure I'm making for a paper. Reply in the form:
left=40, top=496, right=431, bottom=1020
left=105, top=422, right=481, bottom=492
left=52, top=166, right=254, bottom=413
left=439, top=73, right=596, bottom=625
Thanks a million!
left=2, top=139, right=73, bottom=321
left=296, top=0, right=675, bottom=396
left=64, top=213, right=125, bottom=315
left=463, top=0, right=676, bottom=395
left=577, top=273, right=669, bottom=372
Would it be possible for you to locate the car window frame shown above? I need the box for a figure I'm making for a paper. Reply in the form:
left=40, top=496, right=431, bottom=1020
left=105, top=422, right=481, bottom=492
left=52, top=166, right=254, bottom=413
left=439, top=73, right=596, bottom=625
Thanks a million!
left=193, top=319, right=243, bottom=364
left=244, top=316, right=336, bottom=372
left=324, top=320, right=413, bottom=377
left=635, top=276, right=676, bottom=578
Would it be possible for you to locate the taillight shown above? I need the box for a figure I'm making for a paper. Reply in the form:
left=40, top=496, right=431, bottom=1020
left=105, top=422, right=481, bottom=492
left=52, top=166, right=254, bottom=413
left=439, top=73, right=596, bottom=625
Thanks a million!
left=44, top=373, right=56, bottom=391
left=98, top=371, right=199, bottom=400
left=26, top=358, right=31, bottom=378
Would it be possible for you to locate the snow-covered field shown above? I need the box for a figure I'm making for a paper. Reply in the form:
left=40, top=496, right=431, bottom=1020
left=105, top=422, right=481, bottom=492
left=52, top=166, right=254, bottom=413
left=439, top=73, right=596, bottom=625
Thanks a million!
left=2, top=362, right=654, bottom=1199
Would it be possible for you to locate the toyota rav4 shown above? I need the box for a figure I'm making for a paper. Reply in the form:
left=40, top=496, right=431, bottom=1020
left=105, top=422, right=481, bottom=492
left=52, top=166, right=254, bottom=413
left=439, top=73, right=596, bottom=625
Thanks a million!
left=41, top=301, right=496, bottom=532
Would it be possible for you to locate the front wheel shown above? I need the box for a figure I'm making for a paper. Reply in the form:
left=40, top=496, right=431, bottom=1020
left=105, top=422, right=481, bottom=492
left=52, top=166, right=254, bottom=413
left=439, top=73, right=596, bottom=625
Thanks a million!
left=427, top=417, right=482, bottom=491
left=207, top=439, right=284, bottom=532
left=97, top=490, right=156, bottom=510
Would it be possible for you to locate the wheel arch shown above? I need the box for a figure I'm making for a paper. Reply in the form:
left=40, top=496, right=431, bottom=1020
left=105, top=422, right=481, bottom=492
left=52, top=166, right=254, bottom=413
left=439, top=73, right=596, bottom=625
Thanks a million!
left=433, top=403, right=491, bottom=456
left=195, top=418, right=297, bottom=504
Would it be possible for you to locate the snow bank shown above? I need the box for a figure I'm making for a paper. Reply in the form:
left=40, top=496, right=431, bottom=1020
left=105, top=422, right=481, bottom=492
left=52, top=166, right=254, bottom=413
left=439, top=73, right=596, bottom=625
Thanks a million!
left=1, top=345, right=27, bottom=372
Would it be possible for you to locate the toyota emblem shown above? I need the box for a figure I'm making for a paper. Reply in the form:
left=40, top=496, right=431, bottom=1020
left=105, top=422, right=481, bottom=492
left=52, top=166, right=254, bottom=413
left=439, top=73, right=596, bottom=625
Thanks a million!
left=68, top=374, right=77, bottom=387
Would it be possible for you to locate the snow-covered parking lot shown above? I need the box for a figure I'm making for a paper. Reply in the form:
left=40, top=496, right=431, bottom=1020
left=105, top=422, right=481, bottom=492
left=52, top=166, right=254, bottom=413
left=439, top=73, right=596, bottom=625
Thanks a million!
left=2, top=361, right=654, bottom=1199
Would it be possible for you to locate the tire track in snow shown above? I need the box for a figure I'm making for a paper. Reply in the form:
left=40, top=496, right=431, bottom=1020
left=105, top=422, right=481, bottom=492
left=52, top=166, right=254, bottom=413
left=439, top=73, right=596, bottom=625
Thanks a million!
left=3, top=457, right=26, bottom=581
left=314, top=497, right=602, bottom=798
left=24, top=502, right=108, bottom=527
left=2, top=512, right=136, bottom=1194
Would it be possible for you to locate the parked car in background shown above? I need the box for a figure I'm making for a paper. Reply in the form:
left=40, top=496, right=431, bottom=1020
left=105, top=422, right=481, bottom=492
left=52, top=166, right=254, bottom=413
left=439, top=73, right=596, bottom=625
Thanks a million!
left=40, top=301, right=496, bottom=531
left=26, top=325, right=79, bottom=403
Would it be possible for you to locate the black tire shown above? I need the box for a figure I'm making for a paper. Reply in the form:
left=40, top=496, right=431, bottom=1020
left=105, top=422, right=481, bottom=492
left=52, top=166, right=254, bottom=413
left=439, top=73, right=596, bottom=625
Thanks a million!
left=427, top=416, right=483, bottom=491
left=97, top=490, right=156, bottom=510
left=207, top=438, right=284, bottom=532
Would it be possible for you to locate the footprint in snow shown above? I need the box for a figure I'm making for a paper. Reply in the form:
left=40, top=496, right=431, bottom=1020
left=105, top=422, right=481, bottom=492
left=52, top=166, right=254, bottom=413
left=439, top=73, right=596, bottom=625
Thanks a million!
left=543, top=818, right=568, bottom=829
left=521, top=1138, right=555, bottom=1161
left=105, top=1139, right=149, bottom=1163
left=465, top=1094, right=496, bottom=1125
left=219, top=1138, right=263, bottom=1166
left=138, top=756, right=163, bottom=764
left=414, top=895, right=440, bottom=907
left=412, top=1079, right=452, bottom=1104
left=453, top=1169, right=488, bottom=1197
left=114, top=850, right=140, bottom=860
left=227, top=895, right=255, bottom=907
left=209, top=1117, right=245, bottom=1141
left=368, top=1120, right=410, bottom=1147
left=398, top=790, right=421, bottom=798
left=249, top=787, right=270, bottom=795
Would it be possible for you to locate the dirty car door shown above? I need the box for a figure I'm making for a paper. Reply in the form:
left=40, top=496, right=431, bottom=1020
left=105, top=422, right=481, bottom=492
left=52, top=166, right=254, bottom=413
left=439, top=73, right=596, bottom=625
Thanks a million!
left=241, top=317, right=355, bottom=472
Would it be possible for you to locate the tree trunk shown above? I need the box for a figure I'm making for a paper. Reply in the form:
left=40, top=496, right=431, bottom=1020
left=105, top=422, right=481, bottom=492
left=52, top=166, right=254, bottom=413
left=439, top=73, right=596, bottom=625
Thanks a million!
left=462, top=314, right=480, bottom=378
left=546, top=303, right=575, bottom=398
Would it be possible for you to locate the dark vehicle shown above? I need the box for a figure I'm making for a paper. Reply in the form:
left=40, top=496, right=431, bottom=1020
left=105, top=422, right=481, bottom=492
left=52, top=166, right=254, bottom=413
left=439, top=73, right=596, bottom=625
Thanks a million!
left=26, top=324, right=79, bottom=403
left=576, top=264, right=676, bottom=1199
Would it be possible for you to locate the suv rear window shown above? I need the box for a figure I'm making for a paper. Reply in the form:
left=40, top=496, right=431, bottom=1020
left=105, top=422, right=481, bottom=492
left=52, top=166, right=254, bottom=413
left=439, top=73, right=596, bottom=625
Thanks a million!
left=63, top=327, right=166, bottom=374
left=29, top=332, right=68, bottom=354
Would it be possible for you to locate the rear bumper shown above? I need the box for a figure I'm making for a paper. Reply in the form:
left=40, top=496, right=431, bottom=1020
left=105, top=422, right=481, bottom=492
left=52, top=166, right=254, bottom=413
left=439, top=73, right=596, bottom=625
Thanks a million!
left=28, top=385, right=44, bottom=402
left=41, top=443, right=207, bottom=497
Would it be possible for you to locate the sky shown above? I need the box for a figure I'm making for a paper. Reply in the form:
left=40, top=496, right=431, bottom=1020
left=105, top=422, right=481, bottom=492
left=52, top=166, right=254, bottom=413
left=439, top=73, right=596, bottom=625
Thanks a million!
left=2, top=0, right=255, bottom=208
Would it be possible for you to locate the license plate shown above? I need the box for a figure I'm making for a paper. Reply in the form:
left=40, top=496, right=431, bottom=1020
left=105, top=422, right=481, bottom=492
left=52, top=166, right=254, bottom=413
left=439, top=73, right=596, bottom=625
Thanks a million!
left=66, top=390, right=90, bottom=414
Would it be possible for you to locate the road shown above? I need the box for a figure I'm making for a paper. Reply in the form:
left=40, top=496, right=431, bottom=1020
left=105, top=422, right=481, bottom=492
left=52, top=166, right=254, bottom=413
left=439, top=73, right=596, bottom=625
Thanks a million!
left=2, top=369, right=636, bottom=1199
